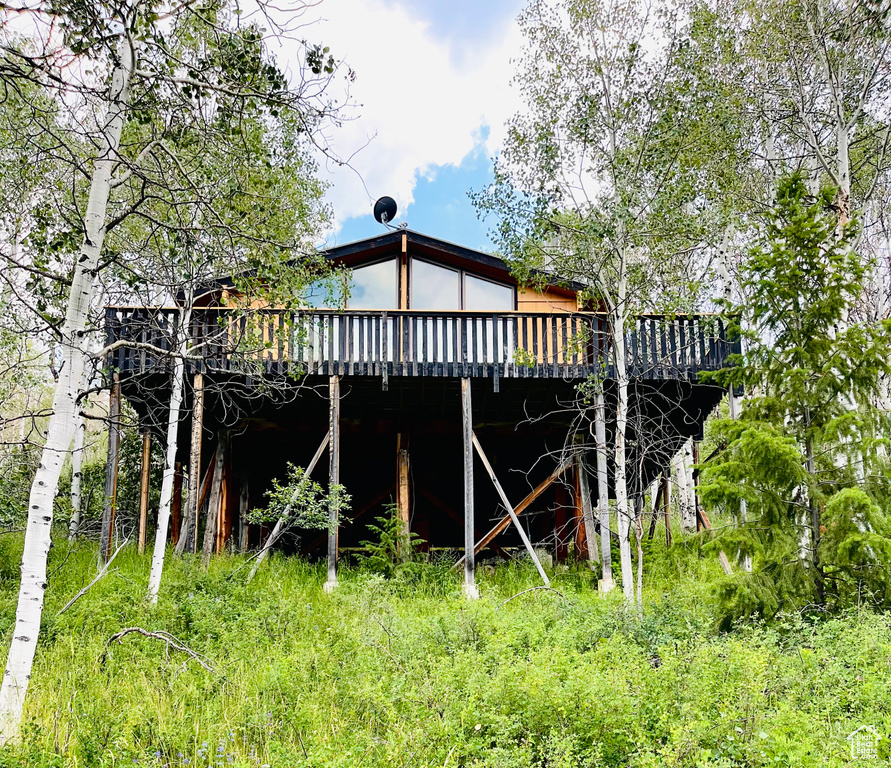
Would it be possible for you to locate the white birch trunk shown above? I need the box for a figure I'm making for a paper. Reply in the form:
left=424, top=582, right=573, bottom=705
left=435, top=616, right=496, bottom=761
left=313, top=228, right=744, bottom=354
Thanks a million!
left=147, top=309, right=189, bottom=604
left=836, top=120, right=850, bottom=226
left=594, top=387, right=613, bottom=591
left=611, top=278, right=634, bottom=602
left=716, top=226, right=734, bottom=305
left=0, top=36, right=134, bottom=744
left=675, top=439, right=696, bottom=532
left=68, top=413, right=85, bottom=541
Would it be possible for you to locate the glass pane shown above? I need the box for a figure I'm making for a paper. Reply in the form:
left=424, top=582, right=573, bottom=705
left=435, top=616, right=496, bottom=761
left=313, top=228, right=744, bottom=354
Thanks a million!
left=411, top=259, right=460, bottom=310
left=299, top=277, right=339, bottom=308
left=464, top=274, right=514, bottom=311
left=348, top=259, right=397, bottom=309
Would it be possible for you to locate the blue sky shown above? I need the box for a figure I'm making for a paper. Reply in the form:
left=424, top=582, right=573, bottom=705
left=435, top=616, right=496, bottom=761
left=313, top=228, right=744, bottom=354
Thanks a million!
left=336, top=133, right=497, bottom=251
left=302, top=0, right=526, bottom=254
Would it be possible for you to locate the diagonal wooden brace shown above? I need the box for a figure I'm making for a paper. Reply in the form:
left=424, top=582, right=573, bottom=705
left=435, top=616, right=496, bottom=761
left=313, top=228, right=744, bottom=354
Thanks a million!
left=455, top=458, right=572, bottom=569
left=469, top=431, right=551, bottom=587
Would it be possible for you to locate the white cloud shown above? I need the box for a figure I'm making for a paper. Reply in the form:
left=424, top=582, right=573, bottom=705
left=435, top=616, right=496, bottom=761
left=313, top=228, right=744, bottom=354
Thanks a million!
left=270, top=0, right=524, bottom=232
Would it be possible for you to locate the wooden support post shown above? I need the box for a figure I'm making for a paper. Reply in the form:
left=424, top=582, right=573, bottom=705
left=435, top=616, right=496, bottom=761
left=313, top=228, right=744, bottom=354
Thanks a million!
left=176, top=372, right=204, bottom=555
left=396, top=432, right=411, bottom=561
left=461, top=378, right=479, bottom=598
left=554, top=483, right=569, bottom=563
left=454, top=459, right=571, bottom=569
left=216, top=442, right=231, bottom=554
left=471, top=431, right=551, bottom=587
left=201, top=434, right=227, bottom=567
left=594, top=386, right=614, bottom=591
left=575, top=445, right=599, bottom=566
left=100, top=374, right=121, bottom=563
left=137, top=430, right=151, bottom=554
left=324, top=375, right=340, bottom=592
left=171, top=463, right=182, bottom=546
left=238, top=468, right=250, bottom=553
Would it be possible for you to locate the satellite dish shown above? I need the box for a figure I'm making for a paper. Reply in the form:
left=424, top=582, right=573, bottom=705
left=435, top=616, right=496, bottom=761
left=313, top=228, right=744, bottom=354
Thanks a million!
left=373, top=196, right=398, bottom=226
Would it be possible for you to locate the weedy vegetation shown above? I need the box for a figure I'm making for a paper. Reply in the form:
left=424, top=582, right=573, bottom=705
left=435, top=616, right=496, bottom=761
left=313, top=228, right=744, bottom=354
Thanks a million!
left=0, top=532, right=888, bottom=767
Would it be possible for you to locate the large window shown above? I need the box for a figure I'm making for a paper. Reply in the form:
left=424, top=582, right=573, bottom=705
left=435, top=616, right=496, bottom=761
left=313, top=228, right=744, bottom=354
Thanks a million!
left=411, top=259, right=460, bottom=310
left=410, top=258, right=514, bottom=310
left=464, top=274, right=514, bottom=311
left=348, top=259, right=398, bottom=309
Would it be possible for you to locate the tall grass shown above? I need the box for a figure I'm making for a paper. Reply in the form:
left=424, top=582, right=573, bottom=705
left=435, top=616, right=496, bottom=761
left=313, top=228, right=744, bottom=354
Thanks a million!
left=0, top=534, right=888, bottom=767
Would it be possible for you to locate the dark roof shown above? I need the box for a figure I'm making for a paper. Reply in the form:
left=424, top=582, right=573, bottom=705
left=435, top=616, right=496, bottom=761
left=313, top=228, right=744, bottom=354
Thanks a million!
left=186, top=228, right=581, bottom=302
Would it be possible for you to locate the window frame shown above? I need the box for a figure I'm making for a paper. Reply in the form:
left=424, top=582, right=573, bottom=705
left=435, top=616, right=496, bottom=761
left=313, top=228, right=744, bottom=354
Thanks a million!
left=409, top=257, right=516, bottom=311
left=344, top=256, right=400, bottom=310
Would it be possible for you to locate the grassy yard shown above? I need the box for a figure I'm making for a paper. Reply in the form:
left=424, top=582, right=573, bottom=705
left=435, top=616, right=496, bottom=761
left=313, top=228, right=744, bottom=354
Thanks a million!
left=0, top=535, right=888, bottom=767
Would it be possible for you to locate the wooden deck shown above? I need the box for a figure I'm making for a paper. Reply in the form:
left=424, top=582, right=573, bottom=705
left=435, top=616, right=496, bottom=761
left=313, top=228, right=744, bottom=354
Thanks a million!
left=105, top=307, right=739, bottom=382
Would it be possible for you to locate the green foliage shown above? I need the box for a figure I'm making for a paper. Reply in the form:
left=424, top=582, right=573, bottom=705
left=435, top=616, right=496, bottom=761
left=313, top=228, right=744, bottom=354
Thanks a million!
left=358, top=502, right=426, bottom=578
left=246, top=462, right=347, bottom=531
left=0, top=537, right=889, bottom=767
left=702, top=173, right=891, bottom=623
left=0, top=444, right=41, bottom=528
left=820, top=487, right=891, bottom=607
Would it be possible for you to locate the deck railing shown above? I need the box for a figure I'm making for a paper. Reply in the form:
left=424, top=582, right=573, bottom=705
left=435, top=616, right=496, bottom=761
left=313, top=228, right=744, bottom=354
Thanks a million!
left=105, top=307, right=739, bottom=381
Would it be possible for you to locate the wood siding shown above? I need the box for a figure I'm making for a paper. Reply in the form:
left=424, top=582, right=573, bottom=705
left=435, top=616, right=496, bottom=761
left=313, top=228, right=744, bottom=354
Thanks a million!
left=517, top=286, right=577, bottom=313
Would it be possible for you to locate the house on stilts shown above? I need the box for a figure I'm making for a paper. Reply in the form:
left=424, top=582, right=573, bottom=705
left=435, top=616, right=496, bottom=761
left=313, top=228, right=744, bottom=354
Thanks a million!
left=102, top=225, right=738, bottom=589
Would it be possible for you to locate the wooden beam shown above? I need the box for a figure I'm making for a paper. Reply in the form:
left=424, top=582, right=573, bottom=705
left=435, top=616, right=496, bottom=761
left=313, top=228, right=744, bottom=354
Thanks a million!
left=454, top=458, right=571, bottom=568
left=470, top=431, right=550, bottom=587
left=176, top=372, right=204, bottom=555
left=137, top=430, right=151, bottom=555
left=325, top=375, right=340, bottom=592
left=400, top=233, right=408, bottom=310
left=461, top=378, right=478, bottom=598
left=171, top=462, right=182, bottom=546
left=594, top=386, right=613, bottom=590
left=201, top=435, right=227, bottom=567
left=100, top=374, right=121, bottom=563
left=396, top=432, right=410, bottom=561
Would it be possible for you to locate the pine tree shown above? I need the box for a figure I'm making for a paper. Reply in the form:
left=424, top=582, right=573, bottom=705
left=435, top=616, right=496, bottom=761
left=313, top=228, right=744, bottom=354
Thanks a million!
left=701, top=173, right=891, bottom=624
